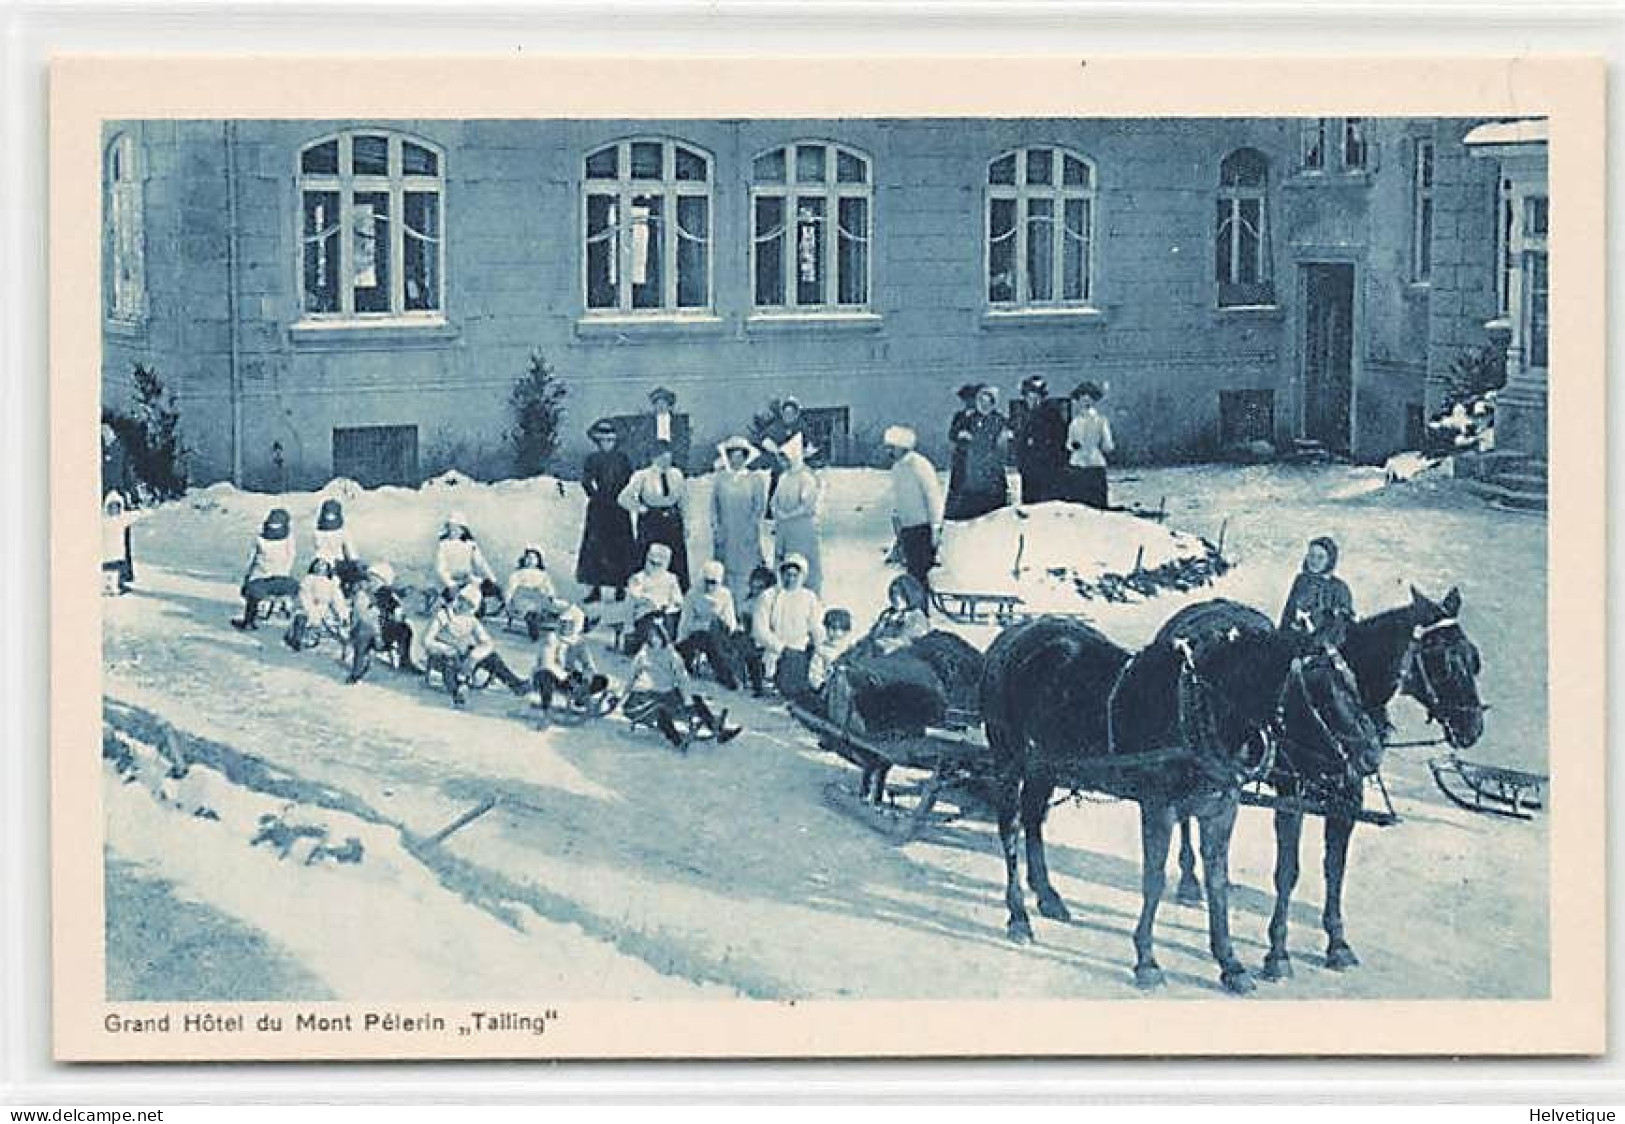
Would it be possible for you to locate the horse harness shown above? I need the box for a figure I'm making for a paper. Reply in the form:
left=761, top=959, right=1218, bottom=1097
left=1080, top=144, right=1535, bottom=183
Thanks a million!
left=1391, top=616, right=1487, bottom=746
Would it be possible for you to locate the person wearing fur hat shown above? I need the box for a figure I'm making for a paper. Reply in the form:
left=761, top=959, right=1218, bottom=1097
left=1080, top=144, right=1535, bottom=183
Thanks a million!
left=619, top=440, right=692, bottom=592
left=344, top=561, right=420, bottom=682
left=422, top=582, right=529, bottom=705
left=435, top=511, right=502, bottom=613
left=883, top=426, right=945, bottom=604
left=947, top=384, right=1013, bottom=522
left=768, top=431, right=824, bottom=593
left=231, top=507, right=300, bottom=630
left=284, top=557, right=348, bottom=653
left=624, top=541, right=685, bottom=656
left=710, top=436, right=767, bottom=607
left=751, top=553, right=826, bottom=698
left=1065, top=379, right=1115, bottom=509
left=1009, top=375, right=1070, bottom=504
left=621, top=620, right=742, bottom=748
left=526, top=606, right=611, bottom=716
left=312, top=498, right=366, bottom=593
left=576, top=419, right=638, bottom=604
left=505, top=545, right=566, bottom=641
left=675, top=559, right=746, bottom=690
left=1280, top=536, right=1356, bottom=653
left=101, top=491, right=139, bottom=596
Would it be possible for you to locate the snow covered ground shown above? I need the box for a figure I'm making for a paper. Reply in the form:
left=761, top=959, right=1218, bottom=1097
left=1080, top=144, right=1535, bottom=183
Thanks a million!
left=101, top=461, right=1549, bottom=1003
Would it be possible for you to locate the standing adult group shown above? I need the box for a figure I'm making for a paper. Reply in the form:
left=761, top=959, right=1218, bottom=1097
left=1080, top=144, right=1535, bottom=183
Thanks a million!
left=946, top=375, right=1116, bottom=519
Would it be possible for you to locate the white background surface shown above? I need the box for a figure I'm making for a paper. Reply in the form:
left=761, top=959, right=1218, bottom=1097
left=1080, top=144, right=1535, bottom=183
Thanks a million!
left=2, top=0, right=1622, bottom=1105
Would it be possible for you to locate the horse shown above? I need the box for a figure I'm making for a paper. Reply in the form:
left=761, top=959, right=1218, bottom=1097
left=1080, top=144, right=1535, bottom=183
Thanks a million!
left=1257, top=585, right=1484, bottom=978
left=980, top=600, right=1386, bottom=994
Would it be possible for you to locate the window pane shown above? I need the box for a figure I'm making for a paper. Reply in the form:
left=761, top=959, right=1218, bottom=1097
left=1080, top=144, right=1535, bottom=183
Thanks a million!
left=1215, top=199, right=1233, bottom=283
left=1418, top=140, right=1434, bottom=189
left=796, top=197, right=826, bottom=305
left=1525, top=195, right=1548, bottom=238
left=1526, top=250, right=1548, bottom=368
left=1417, top=199, right=1432, bottom=280
left=836, top=150, right=867, bottom=184
left=837, top=196, right=868, bottom=305
left=1342, top=118, right=1366, bottom=169
left=301, top=139, right=339, bottom=175
left=353, top=135, right=390, bottom=176
left=1063, top=198, right=1090, bottom=301
left=753, top=148, right=786, bottom=183
left=403, top=142, right=438, bottom=176
left=989, top=197, right=1016, bottom=302
left=676, top=195, right=708, bottom=308
left=754, top=196, right=785, bottom=306
left=586, top=194, right=618, bottom=309
left=630, top=142, right=663, bottom=179
left=629, top=194, right=663, bottom=309
left=403, top=193, right=439, bottom=311
left=352, top=191, right=391, bottom=312
left=675, top=145, right=708, bottom=182
left=1302, top=120, right=1325, bottom=170
left=585, top=146, right=619, bottom=180
left=988, top=154, right=1016, bottom=186
left=302, top=190, right=340, bottom=313
left=796, top=144, right=827, bottom=184
left=1236, top=198, right=1261, bottom=285
left=1062, top=155, right=1091, bottom=188
left=1221, top=148, right=1267, bottom=188
left=1026, top=198, right=1054, bottom=301
left=1025, top=148, right=1053, bottom=186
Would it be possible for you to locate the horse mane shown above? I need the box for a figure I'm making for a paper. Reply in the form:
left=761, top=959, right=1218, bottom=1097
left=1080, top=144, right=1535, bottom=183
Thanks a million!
left=1342, top=601, right=1419, bottom=710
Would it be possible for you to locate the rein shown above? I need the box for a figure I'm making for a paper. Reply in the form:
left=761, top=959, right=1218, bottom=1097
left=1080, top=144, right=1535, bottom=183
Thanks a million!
left=1396, top=616, right=1487, bottom=739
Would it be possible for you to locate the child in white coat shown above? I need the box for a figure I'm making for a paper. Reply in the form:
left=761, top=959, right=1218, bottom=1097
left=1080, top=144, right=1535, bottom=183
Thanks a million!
left=232, top=508, right=299, bottom=630
left=622, top=621, right=742, bottom=748
left=752, top=553, right=826, bottom=697
left=505, top=545, right=566, bottom=640
left=285, top=558, right=349, bottom=652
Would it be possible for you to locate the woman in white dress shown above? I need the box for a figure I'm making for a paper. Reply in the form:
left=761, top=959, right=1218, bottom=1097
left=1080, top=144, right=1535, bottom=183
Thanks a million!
left=769, top=432, right=824, bottom=594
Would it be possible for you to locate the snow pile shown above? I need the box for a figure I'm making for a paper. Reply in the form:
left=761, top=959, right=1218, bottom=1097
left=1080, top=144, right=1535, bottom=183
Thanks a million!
left=933, top=501, right=1229, bottom=610
left=1383, top=451, right=1453, bottom=484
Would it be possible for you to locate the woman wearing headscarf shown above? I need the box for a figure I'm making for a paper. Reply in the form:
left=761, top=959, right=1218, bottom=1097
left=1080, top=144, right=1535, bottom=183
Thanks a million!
left=769, top=431, right=825, bottom=594
left=576, top=418, right=638, bottom=603
left=710, top=435, right=767, bottom=607
left=948, top=385, right=1013, bottom=521
left=619, top=440, right=691, bottom=591
left=1280, top=536, right=1355, bottom=653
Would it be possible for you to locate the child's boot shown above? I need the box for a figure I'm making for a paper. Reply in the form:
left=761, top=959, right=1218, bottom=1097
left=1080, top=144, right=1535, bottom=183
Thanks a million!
left=655, top=711, right=688, bottom=749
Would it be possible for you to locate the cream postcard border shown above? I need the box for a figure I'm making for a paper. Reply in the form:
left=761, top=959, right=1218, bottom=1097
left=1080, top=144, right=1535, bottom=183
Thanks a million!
left=49, top=55, right=1607, bottom=1062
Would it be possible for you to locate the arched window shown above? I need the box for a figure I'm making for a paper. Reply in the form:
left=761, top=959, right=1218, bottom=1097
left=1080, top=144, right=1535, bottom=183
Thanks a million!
left=106, top=133, right=146, bottom=322
left=750, top=142, right=871, bottom=311
left=986, top=147, right=1096, bottom=308
left=1216, top=148, right=1274, bottom=306
left=583, top=138, right=712, bottom=313
left=298, top=131, right=444, bottom=318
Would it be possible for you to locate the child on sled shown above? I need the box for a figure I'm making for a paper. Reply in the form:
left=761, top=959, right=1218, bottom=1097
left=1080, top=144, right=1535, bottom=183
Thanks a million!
left=624, top=541, right=684, bottom=655
left=343, top=561, right=421, bottom=683
left=284, top=557, right=349, bottom=653
left=525, top=605, right=613, bottom=717
left=621, top=620, right=742, bottom=748
left=505, top=545, right=567, bottom=640
left=231, top=507, right=299, bottom=630
left=421, top=583, right=529, bottom=706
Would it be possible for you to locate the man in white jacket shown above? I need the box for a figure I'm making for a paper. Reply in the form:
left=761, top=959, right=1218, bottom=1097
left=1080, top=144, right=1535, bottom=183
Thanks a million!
left=883, top=425, right=945, bottom=604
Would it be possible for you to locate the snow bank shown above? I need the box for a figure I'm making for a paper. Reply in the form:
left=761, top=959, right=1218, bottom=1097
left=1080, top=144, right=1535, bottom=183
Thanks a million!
left=934, top=502, right=1228, bottom=610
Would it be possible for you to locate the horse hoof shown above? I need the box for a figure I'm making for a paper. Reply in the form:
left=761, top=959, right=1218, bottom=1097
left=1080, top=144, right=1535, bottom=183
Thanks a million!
left=1175, top=882, right=1205, bottom=907
left=1037, top=895, right=1072, bottom=923
left=1007, top=918, right=1034, bottom=944
left=1325, top=944, right=1360, bottom=971
left=1222, top=968, right=1257, bottom=995
left=1134, top=964, right=1166, bottom=990
left=1260, top=955, right=1294, bottom=982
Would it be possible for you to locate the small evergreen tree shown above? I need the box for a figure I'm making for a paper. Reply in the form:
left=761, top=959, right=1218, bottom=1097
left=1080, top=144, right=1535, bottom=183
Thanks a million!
left=110, top=363, right=188, bottom=502
left=509, top=351, right=568, bottom=476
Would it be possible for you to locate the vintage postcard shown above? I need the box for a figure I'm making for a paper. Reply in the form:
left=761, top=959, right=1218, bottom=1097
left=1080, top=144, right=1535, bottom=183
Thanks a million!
left=51, top=56, right=1605, bottom=1061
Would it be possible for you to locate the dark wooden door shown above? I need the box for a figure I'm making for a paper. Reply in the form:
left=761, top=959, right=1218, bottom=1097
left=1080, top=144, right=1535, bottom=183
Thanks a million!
left=1301, top=263, right=1355, bottom=454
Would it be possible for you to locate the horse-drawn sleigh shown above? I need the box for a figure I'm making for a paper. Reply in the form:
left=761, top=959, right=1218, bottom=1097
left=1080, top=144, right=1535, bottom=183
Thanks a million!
left=789, top=585, right=1496, bottom=994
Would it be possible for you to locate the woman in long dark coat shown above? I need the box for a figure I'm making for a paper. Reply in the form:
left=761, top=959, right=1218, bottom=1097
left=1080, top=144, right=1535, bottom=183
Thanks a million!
left=943, top=383, right=981, bottom=521
left=947, top=385, right=1012, bottom=521
left=576, top=419, right=638, bottom=603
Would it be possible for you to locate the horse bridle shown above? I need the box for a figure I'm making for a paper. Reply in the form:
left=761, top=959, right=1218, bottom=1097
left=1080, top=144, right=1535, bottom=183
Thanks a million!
left=1397, top=617, right=1486, bottom=741
left=1278, top=655, right=1377, bottom=787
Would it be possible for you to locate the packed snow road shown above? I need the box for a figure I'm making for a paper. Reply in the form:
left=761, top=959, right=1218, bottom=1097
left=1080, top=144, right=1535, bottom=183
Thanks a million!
left=101, top=463, right=1548, bottom=1003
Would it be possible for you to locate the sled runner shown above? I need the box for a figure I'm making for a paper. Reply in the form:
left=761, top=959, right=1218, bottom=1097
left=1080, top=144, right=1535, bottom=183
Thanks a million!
left=928, top=589, right=1092, bottom=628
left=1428, top=751, right=1546, bottom=820
left=525, top=689, right=619, bottom=727
left=788, top=699, right=994, bottom=843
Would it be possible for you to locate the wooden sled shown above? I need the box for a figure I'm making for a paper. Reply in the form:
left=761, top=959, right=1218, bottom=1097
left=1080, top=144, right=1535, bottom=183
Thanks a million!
left=929, top=589, right=1091, bottom=628
left=1428, top=752, right=1547, bottom=820
left=788, top=701, right=994, bottom=844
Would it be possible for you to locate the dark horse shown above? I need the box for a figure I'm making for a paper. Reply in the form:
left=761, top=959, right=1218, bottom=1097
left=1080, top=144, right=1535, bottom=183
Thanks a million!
left=981, top=600, right=1386, bottom=994
left=1247, top=585, right=1486, bottom=979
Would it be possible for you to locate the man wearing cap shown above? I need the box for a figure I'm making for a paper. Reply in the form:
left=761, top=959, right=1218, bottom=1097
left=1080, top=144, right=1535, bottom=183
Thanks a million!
left=1010, top=375, right=1070, bottom=504
left=1065, top=380, right=1115, bottom=509
left=883, top=426, right=944, bottom=602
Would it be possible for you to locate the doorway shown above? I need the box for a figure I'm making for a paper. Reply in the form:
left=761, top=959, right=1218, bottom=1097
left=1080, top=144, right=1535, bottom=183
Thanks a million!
left=1300, top=263, right=1355, bottom=454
